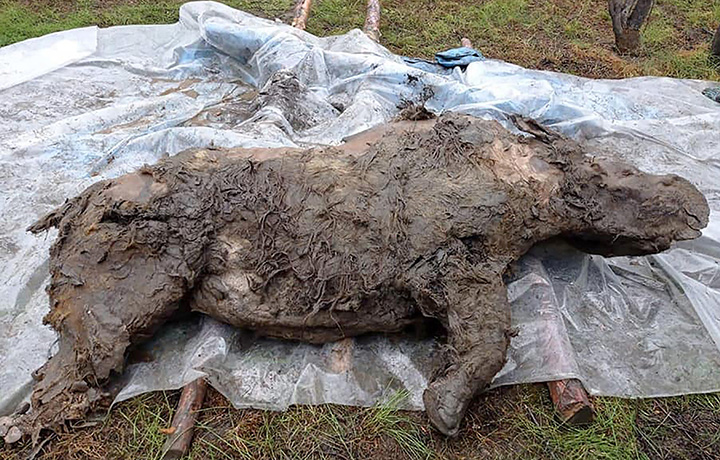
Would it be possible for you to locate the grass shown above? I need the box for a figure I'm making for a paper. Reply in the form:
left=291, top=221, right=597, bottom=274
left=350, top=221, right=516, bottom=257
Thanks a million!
left=0, top=0, right=719, bottom=458
left=0, top=0, right=294, bottom=47
left=3, top=385, right=720, bottom=459
left=0, top=0, right=719, bottom=79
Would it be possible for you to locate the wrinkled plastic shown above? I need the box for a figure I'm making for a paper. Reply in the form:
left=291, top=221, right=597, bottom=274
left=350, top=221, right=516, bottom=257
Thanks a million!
left=1, top=1, right=720, bottom=416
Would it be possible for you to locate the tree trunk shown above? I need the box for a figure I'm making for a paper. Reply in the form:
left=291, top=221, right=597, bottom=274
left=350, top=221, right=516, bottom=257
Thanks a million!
left=712, top=23, right=720, bottom=59
left=608, top=0, right=654, bottom=54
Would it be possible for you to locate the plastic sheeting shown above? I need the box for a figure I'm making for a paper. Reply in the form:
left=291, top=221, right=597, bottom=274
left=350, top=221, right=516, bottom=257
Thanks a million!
left=1, top=1, right=720, bottom=416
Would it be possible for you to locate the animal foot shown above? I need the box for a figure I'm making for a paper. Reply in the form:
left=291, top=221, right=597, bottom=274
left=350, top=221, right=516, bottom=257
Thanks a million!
left=423, top=370, right=471, bottom=437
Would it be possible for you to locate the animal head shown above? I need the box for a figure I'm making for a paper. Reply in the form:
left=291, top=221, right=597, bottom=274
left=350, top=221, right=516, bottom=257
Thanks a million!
left=561, top=158, right=709, bottom=257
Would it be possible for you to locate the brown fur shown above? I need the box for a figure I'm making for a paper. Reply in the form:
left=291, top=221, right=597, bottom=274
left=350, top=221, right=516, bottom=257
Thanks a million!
left=15, top=113, right=708, bottom=439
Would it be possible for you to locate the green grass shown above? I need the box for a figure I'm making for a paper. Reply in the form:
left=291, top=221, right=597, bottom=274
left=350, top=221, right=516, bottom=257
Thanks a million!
left=4, top=386, right=719, bottom=459
left=511, top=394, right=644, bottom=459
left=308, top=0, right=366, bottom=37
left=112, top=392, right=176, bottom=460
left=1, top=0, right=719, bottom=79
left=0, top=0, right=293, bottom=47
left=361, top=391, right=433, bottom=460
left=643, top=16, right=676, bottom=50
left=184, top=390, right=433, bottom=460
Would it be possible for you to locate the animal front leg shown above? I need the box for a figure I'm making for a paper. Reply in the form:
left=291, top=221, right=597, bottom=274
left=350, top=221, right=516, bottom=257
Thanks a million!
left=422, top=272, right=511, bottom=436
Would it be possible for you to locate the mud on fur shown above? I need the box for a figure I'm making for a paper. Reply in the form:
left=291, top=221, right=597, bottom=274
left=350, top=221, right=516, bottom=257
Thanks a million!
left=7, top=113, right=709, bottom=441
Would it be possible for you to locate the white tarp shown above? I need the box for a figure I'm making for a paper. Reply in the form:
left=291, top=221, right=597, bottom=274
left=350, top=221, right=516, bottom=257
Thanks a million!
left=1, top=1, right=720, bottom=416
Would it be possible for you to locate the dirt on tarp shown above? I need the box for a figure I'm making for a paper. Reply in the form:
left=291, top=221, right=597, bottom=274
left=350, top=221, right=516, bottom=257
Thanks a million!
left=4, top=112, right=709, bottom=442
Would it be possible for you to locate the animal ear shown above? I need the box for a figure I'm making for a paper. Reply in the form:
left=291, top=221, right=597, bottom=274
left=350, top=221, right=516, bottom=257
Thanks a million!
left=27, top=200, right=75, bottom=233
left=28, top=181, right=108, bottom=233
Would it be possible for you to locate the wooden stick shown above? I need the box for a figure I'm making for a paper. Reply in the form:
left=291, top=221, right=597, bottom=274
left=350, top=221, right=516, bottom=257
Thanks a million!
left=292, top=0, right=313, bottom=30
left=162, top=378, right=208, bottom=460
left=363, top=0, right=381, bottom=42
left=528, top=287, right=594, bottom=425
left=547, top=378, right=595, bottom=425
left=329, top=337, right=355, bottom=373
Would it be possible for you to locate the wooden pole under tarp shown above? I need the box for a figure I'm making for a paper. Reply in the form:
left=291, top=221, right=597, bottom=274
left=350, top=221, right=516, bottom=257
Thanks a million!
left=532, top=290, right=595, bottom=424
left=292, top=0, right=313, bottom=30
left=547, top=378, right=595, bottom=424
left=162, top=378, right=208, bottom=460
left=363, top=0, right=381, bottom=42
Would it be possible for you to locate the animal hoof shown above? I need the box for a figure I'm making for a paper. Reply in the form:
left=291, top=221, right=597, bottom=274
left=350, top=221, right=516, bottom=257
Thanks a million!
left=4, top=426, right=22, bottom=444
left=423, top=381, right=463, bottom=437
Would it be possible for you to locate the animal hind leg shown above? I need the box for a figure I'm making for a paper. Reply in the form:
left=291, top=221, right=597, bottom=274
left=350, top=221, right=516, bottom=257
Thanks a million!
left=15, top=174, right=202, bottom=440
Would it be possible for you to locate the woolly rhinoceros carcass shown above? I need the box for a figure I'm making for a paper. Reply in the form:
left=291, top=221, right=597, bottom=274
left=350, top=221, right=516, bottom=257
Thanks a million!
left=12, top=113, right=709, bottom=439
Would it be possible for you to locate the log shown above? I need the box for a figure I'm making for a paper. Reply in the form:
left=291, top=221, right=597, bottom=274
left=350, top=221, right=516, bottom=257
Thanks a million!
left=547, top=379, right=595, bottom=424
left=529, top=270, right=594, bottom=425
left=162, top=379, right=208, bottom=460
left=608, top=0, right=654, bottom=54
left=292, top=0, right=313, bottom=30
left=363, top=0, right=381, bottom=42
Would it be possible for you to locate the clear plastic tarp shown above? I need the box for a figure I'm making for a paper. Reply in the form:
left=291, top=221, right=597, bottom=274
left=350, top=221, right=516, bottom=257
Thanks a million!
left=1, top=1, right=719, bottom=416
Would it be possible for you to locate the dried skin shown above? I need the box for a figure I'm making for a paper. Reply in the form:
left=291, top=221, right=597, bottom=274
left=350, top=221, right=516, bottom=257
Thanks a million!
left=17, top=113, right=709, bottom=439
